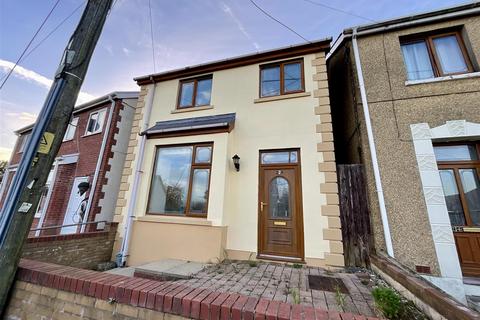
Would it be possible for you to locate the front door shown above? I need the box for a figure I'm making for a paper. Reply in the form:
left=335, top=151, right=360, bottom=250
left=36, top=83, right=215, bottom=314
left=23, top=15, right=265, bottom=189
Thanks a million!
left=61, top=176, right=88, bottom=234
left=435, top=143, right=480, bottom=276
left=258, top=149, right=304, bottom=261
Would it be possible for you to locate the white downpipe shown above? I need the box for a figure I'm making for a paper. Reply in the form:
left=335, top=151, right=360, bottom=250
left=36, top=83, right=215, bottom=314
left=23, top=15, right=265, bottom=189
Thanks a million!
left=35, top=159, right=59, bottom=236
left=352, top=28, right=394, bottom=258
left=80, top=96, right=115, bottom=232
left=120, top=82, right=156, bottom=266
left=0, top=169, right=10, bottom=205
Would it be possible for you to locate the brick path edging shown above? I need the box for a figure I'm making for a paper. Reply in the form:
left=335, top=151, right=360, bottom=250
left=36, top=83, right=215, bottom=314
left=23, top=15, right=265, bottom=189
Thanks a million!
left=15, top=259, right=379, bottom=320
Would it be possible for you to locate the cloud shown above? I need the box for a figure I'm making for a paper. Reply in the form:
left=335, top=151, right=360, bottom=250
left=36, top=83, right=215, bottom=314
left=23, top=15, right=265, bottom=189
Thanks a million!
left=122, top=47, right=131, bottom=57
left=0, top=59, right=96, bottom=104
left=219, top=1, right=260, bottom=51
left=0, top=147, right=12, bottom=161
left=5, top=111, right=37, bottom=123
left=103, top=44, right=114, bottom=56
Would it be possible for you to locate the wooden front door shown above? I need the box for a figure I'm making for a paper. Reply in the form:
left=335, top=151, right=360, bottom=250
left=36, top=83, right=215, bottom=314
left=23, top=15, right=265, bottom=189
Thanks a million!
left=258, top=150, right=304, bottom=262
left=435, top=143, right=480, bottom=276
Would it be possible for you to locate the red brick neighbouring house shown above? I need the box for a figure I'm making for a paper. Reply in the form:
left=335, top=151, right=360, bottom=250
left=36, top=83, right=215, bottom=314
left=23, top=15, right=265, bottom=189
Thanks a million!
left=0, top=91, right=138, bottom=236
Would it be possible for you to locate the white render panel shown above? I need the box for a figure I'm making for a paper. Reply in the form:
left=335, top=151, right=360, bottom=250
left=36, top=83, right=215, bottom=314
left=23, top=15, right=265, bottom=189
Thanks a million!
left=411, top=120, right=480, bottom=304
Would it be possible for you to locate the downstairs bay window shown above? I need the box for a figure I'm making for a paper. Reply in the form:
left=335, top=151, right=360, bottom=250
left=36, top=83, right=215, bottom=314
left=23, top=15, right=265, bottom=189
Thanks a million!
left=147, top=143, right=212, bottom=217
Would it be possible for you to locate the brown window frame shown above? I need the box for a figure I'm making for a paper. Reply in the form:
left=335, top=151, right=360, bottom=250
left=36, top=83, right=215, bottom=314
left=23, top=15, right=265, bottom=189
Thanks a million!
left=435, top=142, right=480, bottom=227
left=400, top=30, right=474, bottom=78
left=259, top=59, right=305, bottom=98
left=146, top=142, right=213, bottom=218
left=176, top=75, right=213, bottom=109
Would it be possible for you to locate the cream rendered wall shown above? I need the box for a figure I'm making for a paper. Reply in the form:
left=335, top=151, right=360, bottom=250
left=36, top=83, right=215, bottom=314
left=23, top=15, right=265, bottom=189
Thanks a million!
left=133, top=53, right=330, bottom=261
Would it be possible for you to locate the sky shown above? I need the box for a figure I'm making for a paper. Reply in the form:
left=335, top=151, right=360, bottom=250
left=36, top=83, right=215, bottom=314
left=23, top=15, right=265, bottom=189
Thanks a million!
left=0, top=0, right=472, bottom=161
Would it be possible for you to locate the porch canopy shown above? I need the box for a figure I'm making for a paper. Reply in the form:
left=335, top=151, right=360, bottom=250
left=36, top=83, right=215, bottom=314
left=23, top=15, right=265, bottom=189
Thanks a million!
left=142, top=113, right=236, bottom=138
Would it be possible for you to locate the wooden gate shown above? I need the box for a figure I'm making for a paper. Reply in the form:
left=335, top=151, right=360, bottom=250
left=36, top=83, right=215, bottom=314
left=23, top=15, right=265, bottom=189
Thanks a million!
left=337, top=164, right=372, bottom=267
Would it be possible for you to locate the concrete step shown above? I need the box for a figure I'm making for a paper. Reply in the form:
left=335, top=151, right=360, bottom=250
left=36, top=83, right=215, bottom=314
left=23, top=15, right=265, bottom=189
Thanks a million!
left=467, top=295, right=480, bottom=313
left=133, top=259, right=207, bottom=281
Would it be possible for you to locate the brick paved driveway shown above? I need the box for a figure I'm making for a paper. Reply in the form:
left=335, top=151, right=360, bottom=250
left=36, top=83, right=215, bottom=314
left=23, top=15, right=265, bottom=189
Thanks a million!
left=174, top=261, right=380, bottom=318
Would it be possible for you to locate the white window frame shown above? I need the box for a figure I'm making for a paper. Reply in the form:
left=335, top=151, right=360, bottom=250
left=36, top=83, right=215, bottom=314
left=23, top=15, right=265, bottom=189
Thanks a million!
left=85, top=109, right=107, bottom=136
left=18, top=133, right=31, bottom=153
left=63, top=117, right=79, bottom=141
left=34, top=168, right=54, bottom=218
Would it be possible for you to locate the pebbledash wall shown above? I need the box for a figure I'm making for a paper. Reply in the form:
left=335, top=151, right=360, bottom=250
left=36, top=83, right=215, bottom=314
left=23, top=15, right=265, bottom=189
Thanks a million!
left=0, top=93, right=138, bottom=234
left=328, top=7, right=480, bottom=303
left=112, top=43, right=344, bottom=268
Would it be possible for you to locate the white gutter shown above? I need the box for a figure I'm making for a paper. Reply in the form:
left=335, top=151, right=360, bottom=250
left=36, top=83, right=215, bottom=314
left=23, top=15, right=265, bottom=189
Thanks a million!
left=328, top=6, right=480, bottom=59
left=353, top=6, right=480, bottom=37
left=35, top=159, right=59, bottom=236
left=352, top=28, right=394, bottom=258
left=120, top=81, right=156, bottom=266
left=80, top=96, right=115, bottom=232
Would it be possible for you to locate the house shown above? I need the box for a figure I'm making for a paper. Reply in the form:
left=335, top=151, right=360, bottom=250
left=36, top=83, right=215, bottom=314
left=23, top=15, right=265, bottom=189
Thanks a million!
left=112, top=40, right=344, bottom=268
left=328, top=3, right=480, bottom=304
left=0, top=91, right=139, bottom=235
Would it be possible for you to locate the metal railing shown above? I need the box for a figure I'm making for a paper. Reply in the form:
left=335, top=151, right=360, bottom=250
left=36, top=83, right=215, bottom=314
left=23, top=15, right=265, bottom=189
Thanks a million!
left=29, top=220, right=110, bottom=237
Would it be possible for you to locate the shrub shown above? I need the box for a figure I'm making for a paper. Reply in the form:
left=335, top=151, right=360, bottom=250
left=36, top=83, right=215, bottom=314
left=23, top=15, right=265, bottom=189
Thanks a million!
left=372, top=287, right=403, bottom=319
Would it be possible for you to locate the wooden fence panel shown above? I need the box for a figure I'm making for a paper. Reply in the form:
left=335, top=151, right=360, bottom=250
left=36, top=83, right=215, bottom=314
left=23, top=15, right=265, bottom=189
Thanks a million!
left=338, top=164, right=372, bottom=267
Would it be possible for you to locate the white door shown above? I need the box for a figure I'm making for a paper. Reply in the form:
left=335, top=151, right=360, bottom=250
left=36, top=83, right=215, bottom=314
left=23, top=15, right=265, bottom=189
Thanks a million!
left=61, top=176, right=88, bottom=234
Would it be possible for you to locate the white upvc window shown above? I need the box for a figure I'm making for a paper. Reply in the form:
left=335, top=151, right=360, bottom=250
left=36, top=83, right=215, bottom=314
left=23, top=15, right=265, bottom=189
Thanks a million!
left=18, top=133, right=31, bottom=153
left=63, top=117, right=79, bottom=141
left=85, top=109, right=107, bottom=135
left=34, top=167, right=54, bottom=218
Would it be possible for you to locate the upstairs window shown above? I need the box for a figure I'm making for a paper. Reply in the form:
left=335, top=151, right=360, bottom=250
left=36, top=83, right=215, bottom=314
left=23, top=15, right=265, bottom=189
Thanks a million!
left=63, top=117, right=78, bottom=141
left=85, top=109, right=107, bottom=135
left=177, top=75, right=212, bottom=109
left=260, top=59, right=304, bottom=97
left=401, top=30, right=473, bottom=81
left=18, top=133, right=31, bottom=153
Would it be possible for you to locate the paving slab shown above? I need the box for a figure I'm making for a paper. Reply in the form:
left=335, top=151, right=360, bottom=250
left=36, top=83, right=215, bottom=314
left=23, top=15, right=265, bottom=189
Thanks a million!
left=134, top=259, right=208, bottom=280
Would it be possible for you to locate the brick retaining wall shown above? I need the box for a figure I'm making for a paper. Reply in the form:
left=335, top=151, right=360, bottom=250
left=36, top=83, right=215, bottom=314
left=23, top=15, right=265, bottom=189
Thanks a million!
left=21, top=223, right=117, bottom=270
left=3, top=259, right=379, bottom=320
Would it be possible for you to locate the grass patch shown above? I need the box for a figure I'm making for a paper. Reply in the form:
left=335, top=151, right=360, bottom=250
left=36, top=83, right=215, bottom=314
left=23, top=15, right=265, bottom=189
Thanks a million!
left=289, top=288, right=300, bottom=304
left=372, top=286, right=427, bottom=320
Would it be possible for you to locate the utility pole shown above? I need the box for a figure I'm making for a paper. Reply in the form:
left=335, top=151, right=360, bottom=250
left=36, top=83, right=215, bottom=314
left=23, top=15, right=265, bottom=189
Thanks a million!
left=0, top=0, right=113, bottom=311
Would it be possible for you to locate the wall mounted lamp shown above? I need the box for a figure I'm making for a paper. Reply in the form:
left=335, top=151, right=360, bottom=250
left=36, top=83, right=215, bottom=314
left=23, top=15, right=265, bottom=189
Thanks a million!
left=232, top=154, right=240, bottom=172
left=78, top=182, right=90, bottom=196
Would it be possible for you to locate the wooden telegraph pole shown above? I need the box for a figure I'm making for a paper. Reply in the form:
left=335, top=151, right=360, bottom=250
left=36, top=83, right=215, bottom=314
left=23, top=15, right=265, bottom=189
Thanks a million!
left=0, top=0, right=113, bottom=311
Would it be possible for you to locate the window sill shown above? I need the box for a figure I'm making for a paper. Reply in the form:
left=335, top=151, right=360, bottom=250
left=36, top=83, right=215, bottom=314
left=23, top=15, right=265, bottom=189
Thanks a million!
left=405, top=72, right=480, bottom=86
left=137, top=215, right=212, bottom=226
left=171, top=105, right=214, bottom=114
left=254, top=92, right=311, bottom=104
left=81, top=131, right=102, bottom=138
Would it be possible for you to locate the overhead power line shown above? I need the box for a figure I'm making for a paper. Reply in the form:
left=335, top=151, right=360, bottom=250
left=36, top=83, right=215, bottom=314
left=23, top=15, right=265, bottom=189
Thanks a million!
left=148, top=0, right=157, bottom=73
left=301, top=0, right=377, bottom=23
left=0, top=0, right=61, bottom=90
left=18, top=2, right=87, bottom=67
left=249, top=0, right=310, bottom=43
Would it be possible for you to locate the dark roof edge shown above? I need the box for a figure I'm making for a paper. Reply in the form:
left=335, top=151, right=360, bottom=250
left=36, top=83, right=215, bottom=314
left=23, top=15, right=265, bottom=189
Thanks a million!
left=14, top=91, right=139, bottom=134
left=346, top=2, right=480, bottom=35
left=327, top=2, right=480, bottom=60
left=134, top=39, right=331, bottom=85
